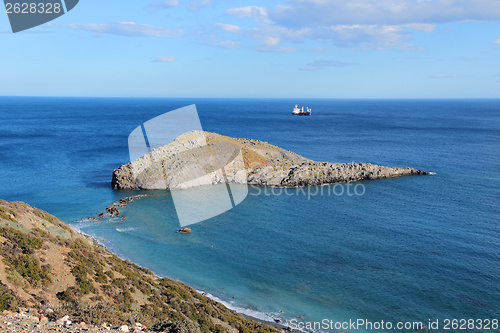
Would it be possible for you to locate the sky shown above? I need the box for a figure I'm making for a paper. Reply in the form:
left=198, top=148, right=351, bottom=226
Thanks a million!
left=1, top=0, right=500, bottom=98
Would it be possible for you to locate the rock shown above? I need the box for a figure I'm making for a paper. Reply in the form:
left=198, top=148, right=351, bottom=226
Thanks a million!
left=119, top=324, right=130, bottom=332
left=177, top=227, right=192, bottom=233
left=39, top=316, right=48, bottom=325
left=56, top=315, right=69, bottom=325
left=111, top=131, right=428, bottom=190
left=152, top=319, right=201, bottom=333
left=92, top=195, right=147, bottom=221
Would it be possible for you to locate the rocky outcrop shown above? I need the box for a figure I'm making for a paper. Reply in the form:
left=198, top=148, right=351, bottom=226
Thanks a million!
left=111, top=131, right=428, bottom=190
left=177, top=227, right=192, bottom=234
left=83, top=195, right=147, bottom=222
left=248, top=162, right=427, bottom=187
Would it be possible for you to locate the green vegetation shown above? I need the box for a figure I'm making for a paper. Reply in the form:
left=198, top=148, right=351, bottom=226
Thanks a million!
left=94, top=269, right=108, bottom=284
left=32, top=227, right=55, bottom=242
left=0, top=282, right=18, bottom=311
left=4, top=254, right=51, bottom=286
left=55, top=238, right=280, bottom=332
left=32, top=208, right=58, bottom=225
left=32, top=207, right=74, bottom=234
left=56, top=288, right=76, bottom=303
left=0, top=201, right=279, bottom=333
left=0, top=207, right=17, bottom=222
left=71, top=264, right=95, bottom=295
left=5, top=268, right=26, bottom=287
left=0, top=227, right=51, bottom=286
left=0, top=227, right=44, bottom=253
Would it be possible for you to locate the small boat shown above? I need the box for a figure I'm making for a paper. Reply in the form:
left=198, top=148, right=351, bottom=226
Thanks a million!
left=292, top=104, right=311, bottom=116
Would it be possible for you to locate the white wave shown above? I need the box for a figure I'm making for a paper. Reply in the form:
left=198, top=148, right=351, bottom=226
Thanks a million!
left=70, top=218, right=103, bottom=231
left=195, top=290, right=277, bottom=323
left=116, top=227, right=138, bottom=233
left=429, top=172, right=437, bottom=175
left=195, top=291, right=317, bottom=332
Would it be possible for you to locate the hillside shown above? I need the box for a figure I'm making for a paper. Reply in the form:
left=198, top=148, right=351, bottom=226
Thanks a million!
left=0, top=200, right=280, bottom=333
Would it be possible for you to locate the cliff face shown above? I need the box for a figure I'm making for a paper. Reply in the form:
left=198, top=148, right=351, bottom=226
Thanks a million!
left=0, top=200, right=278, bottom=332
left=111, top=131, right=427, bottom=190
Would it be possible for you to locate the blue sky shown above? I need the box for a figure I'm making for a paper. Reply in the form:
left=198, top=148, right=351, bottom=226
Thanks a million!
left=1, top=0, right=500, bottom=98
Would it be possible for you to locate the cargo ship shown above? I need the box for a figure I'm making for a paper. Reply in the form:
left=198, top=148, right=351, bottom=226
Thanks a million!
left=292, top=104, right=311, bottom=116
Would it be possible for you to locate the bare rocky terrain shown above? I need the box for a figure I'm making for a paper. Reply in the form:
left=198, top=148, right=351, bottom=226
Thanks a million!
left=112, top=131, right=428, bottom=190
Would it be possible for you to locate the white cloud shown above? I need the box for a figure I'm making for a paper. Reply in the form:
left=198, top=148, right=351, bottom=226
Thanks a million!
left=403, top=23, right=436, bottom=32
left=218, top=1, right=453, bottom=49
left=216, top=40, right=240, bottom=49
left=261, top=36, right=280, bottom=46
left=311, top=47, right=334, bottom=52
left=215, top=0, right=499, bottom=50
left=216, top=23, right=241, bottom=33
left=270, top=0, right=500, bottom=27
left=225, top=6, right=269, bottom=21
left=494, top=39, right=500, bottom=45
left=153, top=56, right=176, bottom=62
left=217, top=21, right=414, bottom=50
left=143, top=0, right=498, bottom=52
left=324, top=24, right=412, bottom=49
left=63, top=22, right=183, bottom=38
left=244, top=25, right=311, bottom=46
left=187, top=0, right=212, bottom=11
left=259, top=46, right=298, bottom=53
left=148, top=0, right=179, bottom=12
left=151, top=0, right=179, bottom=8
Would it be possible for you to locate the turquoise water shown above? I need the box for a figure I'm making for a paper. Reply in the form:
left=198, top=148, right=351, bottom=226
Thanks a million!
left=1, top=97, right=499, bottom=331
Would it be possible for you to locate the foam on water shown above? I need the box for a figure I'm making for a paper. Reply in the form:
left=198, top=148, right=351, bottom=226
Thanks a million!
left=196, top=290, right=279, bottom=324
left=116, top=227, right=138, bottom=233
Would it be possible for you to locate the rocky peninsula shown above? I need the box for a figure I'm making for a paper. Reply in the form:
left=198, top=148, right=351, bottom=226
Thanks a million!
left=112, top=131, right=428, bottom=190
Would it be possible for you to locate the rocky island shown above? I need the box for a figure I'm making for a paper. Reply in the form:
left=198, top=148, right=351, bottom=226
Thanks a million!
left=112, top=131, right=428, bottom=190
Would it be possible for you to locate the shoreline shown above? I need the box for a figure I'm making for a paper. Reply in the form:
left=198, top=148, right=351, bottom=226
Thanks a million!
left=0, top=199, right=286, bottom=333
left=73, top=201, right=303, bottom=333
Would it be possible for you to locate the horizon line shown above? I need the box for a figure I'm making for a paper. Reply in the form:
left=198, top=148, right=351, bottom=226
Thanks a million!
left=1, top=95, right=500, bottom=100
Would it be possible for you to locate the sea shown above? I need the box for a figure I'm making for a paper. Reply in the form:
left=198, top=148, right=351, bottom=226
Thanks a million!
left=0, top=97, right=499, bottom=332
